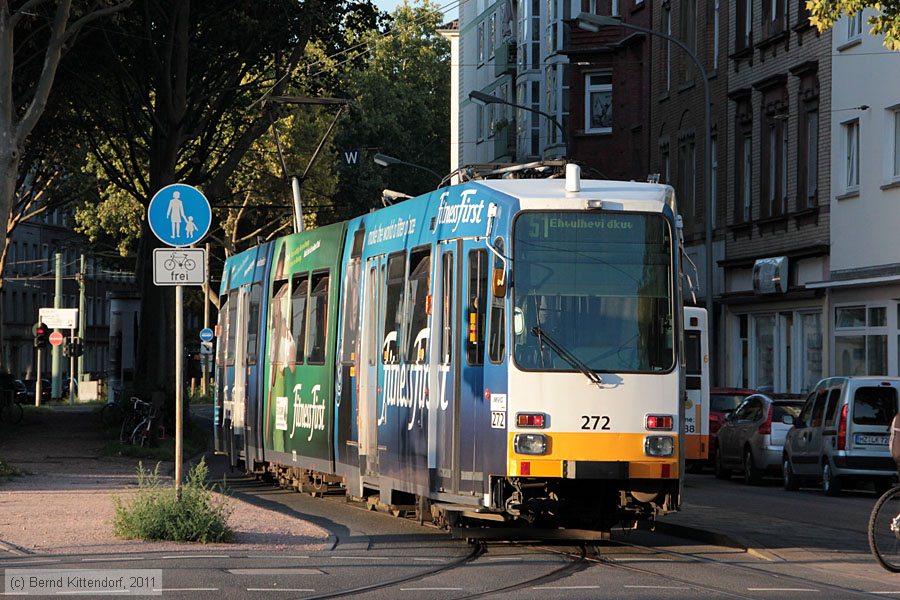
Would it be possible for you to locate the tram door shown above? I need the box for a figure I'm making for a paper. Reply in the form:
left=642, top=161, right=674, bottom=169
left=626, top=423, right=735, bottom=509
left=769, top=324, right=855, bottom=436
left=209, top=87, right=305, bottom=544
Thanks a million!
left=435, top=243, right=460, bottom=494
left=359, top=256, right=385, bottom=478
left=231, top=284, right=250, bottom=466
left=459, top=247, right=488, bottom=497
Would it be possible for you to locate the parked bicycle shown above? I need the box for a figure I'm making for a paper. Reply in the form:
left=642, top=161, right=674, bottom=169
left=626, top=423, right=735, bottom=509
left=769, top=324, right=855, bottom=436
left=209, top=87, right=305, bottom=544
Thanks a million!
left=100, top=393, right=129, bottom=428
left=120, top=397, right=159, bottom=447
left=0, top=389, right=22, bottom=425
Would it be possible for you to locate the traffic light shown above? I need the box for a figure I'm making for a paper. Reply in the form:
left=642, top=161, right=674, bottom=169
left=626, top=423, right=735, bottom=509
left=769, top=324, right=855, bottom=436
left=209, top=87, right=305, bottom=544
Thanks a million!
left=32, top=322, right=48, bottom=348
left=64, top=338, right=84, bottom=358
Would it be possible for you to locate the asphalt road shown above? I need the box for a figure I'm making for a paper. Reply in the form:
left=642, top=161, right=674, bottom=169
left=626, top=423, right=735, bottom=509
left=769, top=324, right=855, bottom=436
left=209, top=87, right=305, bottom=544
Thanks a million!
left=2, top=461, right=898, bottom=598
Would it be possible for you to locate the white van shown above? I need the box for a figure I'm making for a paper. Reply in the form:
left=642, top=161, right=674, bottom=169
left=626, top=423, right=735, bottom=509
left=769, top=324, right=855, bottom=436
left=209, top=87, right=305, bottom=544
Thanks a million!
left=782, top=377, right=900, bottom=496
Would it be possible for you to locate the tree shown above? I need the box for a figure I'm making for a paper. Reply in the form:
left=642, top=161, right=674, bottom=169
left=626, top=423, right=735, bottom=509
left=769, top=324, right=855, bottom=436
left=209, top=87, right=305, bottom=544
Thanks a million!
left=331, top=0, right=450, bottom=216
left=807, top=1, right=900, bottom=50
left=0, top=0, right=131, bottom=363
left=58, top=0, right=379, bottom=407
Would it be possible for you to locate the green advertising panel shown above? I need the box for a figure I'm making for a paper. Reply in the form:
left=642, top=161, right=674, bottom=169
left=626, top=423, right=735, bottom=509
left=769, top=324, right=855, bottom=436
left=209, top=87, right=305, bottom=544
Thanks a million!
left=263, top=222, right=346, bottom=466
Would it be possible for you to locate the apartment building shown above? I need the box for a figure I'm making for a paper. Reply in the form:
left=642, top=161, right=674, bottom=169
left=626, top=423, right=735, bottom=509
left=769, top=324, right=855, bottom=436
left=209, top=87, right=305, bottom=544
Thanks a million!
left=721, top=1, right=832, bottom=393
left=811, top=11, right=900, bottom=378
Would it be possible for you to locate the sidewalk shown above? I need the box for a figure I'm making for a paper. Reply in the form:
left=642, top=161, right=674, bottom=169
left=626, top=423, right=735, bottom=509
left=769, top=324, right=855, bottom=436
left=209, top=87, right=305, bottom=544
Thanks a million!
left=0, top=407, right=329, bottom=556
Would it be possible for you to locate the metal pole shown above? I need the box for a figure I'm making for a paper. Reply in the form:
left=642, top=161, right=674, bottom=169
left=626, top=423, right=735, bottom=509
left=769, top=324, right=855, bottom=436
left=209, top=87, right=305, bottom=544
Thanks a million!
left=201, top=243, right=209, bottom=395
left=78, top=254, right=86, bottom=384
left=35, top=348, right=42, bottom=407
left=52, top=252, right=62, bottom=400
left=175, top=284, right=184, bottom=501
left=68, top=326, right=75, bottom=405
left=291, top=176, right=304, bottom=233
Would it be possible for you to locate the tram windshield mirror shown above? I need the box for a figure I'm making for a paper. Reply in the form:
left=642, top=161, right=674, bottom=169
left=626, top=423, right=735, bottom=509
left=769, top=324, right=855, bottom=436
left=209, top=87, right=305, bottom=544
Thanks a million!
left=491, top=267, right=506, bottom=297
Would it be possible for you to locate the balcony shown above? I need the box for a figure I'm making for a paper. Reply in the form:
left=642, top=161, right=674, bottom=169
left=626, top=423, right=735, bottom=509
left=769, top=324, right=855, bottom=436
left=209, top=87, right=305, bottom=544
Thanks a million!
left=492, top=120, right=516, bottom=161
left=494, top=41, right=516, bottom=77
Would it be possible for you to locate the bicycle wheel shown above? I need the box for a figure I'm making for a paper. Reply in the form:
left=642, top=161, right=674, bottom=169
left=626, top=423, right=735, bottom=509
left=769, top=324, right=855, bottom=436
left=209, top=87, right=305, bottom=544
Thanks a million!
left=120, top=412, right=138, bottom=444
left=130, top=423, right=148, bottom=448
left=0, top=401, right=23, bottom=425
left=185, top=259, right=196, bottom=270
left=869, top=485, right=900, bottom=572
left=100, top=403, right=124, bottom=428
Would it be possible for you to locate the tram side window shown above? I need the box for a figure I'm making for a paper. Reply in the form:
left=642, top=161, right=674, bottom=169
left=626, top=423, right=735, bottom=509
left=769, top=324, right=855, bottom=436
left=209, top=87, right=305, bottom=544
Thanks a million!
left=467, top=249, right=488, bottom=365
left=685, top=330, right=702, bottom=390
left=489, top=239, right=505, bottom=364
left=307, top=271, right=330, bottom=364
left=366, top=265, right=379, bottom=367
left=246, top=283, right=262, bottom=365
left=406, top=247, right=431, bottom=364
left=440, top=253, right=454, bottom=365
left=271, top=281, right=292, bottom=366
left=291, top=273, right=309, bottom=365
left=340, top=257, right=361, bottom=364
left=383, top=252, right=407, bottom=364
left=218, top=295, right=229, bottom=366
left=226, top=290, right=238, bottom=366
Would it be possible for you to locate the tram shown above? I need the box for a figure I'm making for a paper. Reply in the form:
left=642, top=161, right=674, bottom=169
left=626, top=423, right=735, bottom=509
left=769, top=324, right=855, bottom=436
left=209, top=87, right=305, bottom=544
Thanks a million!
left=216, top=165, right=687, bottom=531
left=683, top=306, right=710, bottom=471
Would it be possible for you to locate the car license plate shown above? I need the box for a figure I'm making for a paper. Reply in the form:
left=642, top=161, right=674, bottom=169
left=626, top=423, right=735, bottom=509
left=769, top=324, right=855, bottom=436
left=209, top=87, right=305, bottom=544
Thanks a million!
left=855, top=434, right=889, bottom=446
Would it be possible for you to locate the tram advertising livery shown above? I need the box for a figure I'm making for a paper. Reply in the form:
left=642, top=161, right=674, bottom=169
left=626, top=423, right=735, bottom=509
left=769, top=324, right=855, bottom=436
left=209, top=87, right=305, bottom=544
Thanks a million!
left=215, top=167, right=685, bottom=533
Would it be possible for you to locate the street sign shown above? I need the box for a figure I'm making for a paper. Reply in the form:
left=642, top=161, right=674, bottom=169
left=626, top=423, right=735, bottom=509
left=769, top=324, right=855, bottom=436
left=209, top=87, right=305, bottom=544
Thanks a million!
left=147, top=183, right=212, bottom=247
left=49, top=332, right=64, bottom=347
left=153, top=248, right=206, bottom=286
left=199, top=328, right=214, bottom=342
left=200, top=340, right=213, bottom=355
left=39, top=308, right=78, bottom=329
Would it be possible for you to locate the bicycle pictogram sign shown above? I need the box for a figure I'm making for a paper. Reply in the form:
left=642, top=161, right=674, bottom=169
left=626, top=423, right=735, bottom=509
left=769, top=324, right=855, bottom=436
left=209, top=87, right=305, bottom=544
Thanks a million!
left=152, top=248, right=206, bottom=286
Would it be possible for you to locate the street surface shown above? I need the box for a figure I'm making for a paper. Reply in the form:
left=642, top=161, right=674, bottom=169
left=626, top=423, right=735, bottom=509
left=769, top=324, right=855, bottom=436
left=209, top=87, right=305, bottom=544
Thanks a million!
left=2, top=456, right=898, bottom=599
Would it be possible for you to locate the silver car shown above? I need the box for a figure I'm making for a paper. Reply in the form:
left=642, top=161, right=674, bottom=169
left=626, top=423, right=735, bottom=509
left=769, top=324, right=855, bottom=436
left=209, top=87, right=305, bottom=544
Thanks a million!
left=714, top=393, right=804, bottom=484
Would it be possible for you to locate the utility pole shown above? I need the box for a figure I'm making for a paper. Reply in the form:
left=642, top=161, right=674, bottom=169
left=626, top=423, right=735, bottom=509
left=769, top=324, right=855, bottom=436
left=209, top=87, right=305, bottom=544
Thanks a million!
left=78, top=254, right=86, bottom=385
left=51, top=252, right=62, bottom=400
left=201, top=242, right=210, bottom=395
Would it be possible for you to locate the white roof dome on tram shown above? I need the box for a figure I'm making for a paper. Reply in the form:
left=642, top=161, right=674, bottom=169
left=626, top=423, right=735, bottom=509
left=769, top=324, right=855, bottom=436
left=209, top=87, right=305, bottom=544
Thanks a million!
left=472, top=178, right=673, bottom=211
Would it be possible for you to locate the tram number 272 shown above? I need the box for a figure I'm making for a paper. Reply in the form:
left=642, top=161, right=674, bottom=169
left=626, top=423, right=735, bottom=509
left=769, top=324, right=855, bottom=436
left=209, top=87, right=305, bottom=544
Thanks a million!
left=581, top=415, right=611, bottom=430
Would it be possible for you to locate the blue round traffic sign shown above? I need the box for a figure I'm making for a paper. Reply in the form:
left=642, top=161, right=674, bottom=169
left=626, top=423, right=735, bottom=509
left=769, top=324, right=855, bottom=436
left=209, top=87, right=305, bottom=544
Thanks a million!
left=148, top=183, right=211, bottom=247
left=199, top=328, right=214, bottom=342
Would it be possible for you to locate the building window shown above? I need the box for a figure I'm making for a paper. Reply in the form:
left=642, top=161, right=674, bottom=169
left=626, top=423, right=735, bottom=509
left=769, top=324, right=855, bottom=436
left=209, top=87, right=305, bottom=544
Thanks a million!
left=679, top=0, right=697, bottom=83
left=489, top=12, right=496, bottom=59
left=892, top=109, right=900, bottom=178
left=761, top=113, right=787, bottom=218
left=478, top=22, right=485, bottom=65
left=677, top=134, right=696, bottom=221
left=712, top=0, right=720, bottom=69
left=664, top=4, right=672, bottom=90
left=847, top=11, right=863, bottom=40
left=754, top=314, right=775, bottom=390
left=835, top=305, right=887, bottom=376
left=844, top=119, right=860, bottom=190
left=477, top=104, right=484, bottom=142
left=585, top=72, right=612, bottom=134
left=660, top=141, right=670, bottom=184
left=763, top=0, right=786, bottom=37
left=737, top=0, right=753, bottom=51
left=801, top=312, right=823, bottom=392
left=711, top=134, right=718, bottom=229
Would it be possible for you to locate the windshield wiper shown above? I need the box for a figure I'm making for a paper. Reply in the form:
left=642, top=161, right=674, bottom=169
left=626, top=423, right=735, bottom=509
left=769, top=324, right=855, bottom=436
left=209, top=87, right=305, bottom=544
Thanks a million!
left=531, top=326, right=603, bottom=385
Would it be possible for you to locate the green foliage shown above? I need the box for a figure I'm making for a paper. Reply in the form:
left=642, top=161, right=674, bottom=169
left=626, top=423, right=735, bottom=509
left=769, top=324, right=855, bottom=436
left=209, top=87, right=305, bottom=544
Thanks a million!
left=113, top=460, right=234, bottom=543
left=807, top=0, right=900, bottom=50
left=0, top=458, right=22, bottom=480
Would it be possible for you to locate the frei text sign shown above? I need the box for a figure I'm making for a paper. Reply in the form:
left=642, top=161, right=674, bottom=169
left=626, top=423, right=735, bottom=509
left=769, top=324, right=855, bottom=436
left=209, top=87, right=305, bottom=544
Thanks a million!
left=39, top=308, right=78, bottom=329
left=152, top=248, right=207, bottom=286
left=147, top=184, right=212, bottom=247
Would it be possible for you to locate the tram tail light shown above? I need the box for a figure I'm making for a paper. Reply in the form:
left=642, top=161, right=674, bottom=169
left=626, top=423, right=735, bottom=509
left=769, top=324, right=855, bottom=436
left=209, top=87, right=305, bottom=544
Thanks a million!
left=516, top=413, right=546, bottom=428
left=837, top=404, right=848, bottom=450
left=646, top=415, right=674, bottom=431
left=644, top=435, right=675, bottom=457
left=514, top=433, right=548, bottom=455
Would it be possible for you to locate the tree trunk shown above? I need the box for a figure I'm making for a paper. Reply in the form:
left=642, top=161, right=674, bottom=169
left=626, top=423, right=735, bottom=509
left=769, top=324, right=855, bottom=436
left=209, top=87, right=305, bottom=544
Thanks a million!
left=0, top=150, right=19, bottom=371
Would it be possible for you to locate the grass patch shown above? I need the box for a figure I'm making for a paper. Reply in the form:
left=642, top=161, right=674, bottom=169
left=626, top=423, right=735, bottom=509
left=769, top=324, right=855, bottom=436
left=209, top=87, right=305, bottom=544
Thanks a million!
left=189, top=391, right=214, bottom=404
left=102, top=417, right=209, bottom=462
left=0, top=457, right=22, bottom=480
left=113, top=459, right=233, bottom=543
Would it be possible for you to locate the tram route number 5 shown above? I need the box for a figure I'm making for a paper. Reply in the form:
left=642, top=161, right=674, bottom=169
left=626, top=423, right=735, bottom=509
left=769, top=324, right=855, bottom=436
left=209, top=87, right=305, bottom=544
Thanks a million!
left=581, top=415, right=611, bottom=430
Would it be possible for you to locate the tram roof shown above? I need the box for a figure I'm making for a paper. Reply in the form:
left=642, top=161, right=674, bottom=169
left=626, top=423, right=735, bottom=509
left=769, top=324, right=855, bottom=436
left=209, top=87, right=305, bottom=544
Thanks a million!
left=474, top=178, right=671, bottom=205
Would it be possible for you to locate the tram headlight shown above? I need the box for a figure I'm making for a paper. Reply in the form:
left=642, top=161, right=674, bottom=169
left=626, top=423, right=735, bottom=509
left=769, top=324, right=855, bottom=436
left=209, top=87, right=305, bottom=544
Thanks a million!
left=514, top=433, right=548, bottom=455
left=644, top=435, right=675, bottom=457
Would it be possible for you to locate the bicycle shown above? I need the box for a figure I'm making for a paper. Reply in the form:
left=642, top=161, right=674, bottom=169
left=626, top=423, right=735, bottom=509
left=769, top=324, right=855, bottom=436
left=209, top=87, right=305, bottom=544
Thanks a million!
left=121, top=397, right=158, bottom=447
left=869, top=482, right=900, bottom=571
left=163, top=253, right=196, bottom=271
left=0, top=389, right=22, bottom=425
left=100, top=393, right=129, bottom=428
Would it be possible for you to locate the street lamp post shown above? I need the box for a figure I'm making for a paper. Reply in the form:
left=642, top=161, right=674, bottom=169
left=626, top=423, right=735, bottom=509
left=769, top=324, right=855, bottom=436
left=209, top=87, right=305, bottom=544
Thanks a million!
left=575, top=12, right=714, bottom=351
left=373, top=153, right=442, bottom=180
left=468, top=90, right=566, bottom=158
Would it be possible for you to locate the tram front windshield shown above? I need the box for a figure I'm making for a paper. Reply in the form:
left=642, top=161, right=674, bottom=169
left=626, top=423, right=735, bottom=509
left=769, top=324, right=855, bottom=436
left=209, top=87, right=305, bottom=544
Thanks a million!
left=513, top=211, right=675, bottom=374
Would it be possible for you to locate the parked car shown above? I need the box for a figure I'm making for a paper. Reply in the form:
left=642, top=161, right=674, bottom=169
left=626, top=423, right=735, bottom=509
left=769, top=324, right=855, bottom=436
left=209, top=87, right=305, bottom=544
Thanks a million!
left=708, top=387, right=757, bottom=461
left=21, top=379, right=51, bottom=404
left=715, top=393, right=804, bottom=484
left=782, top=377, right=900, bottom=496
left=13, top=379, right=26, bottom=403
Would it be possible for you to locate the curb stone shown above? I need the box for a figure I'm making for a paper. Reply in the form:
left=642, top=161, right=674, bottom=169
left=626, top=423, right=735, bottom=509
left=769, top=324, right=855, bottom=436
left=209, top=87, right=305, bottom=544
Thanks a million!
left=650, top=521, right=783, bottom=562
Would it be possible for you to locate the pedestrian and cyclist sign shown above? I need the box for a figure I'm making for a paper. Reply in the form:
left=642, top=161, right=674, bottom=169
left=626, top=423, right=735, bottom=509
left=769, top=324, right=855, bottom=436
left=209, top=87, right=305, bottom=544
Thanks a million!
left=153, top=248, right=206, bottom=286
left=147, top=184, right=211, bottom=247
